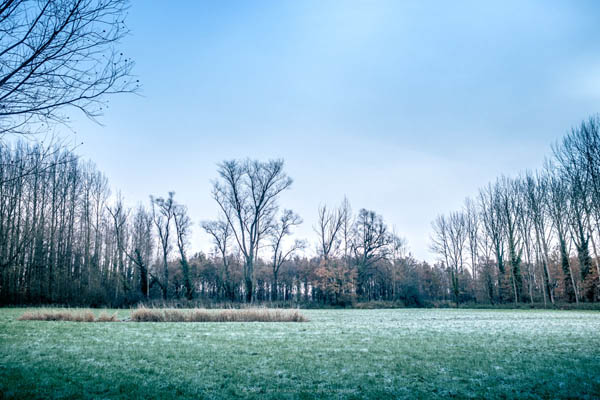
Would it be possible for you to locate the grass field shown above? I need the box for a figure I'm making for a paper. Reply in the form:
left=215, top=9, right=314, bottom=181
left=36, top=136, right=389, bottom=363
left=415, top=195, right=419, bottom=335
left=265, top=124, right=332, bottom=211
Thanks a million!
left=1, top=308, right=599, bottom=399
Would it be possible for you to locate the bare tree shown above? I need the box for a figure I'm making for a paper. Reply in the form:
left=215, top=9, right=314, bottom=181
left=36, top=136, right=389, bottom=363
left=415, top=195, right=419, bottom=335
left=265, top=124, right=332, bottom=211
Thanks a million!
left=547, top=168, right=578, bottom=303
left=130, top=205, right=153, bottom=298
left=557, top=117, right=600, bottom=242
left=464, top=198, right=479, bottom=282
left=479, top=183, right=505, bottom=302
left=431, top=212, right=467, bottom=306
left=555, top=124, right=599, bottom=301
left=108, top=198, right=155, bottom=299
left=151, top=192, right=175, bottom=300
left=352, top=209, right=393, bottom=299
left=523, top=172, right=554, bottom=304
left=202, top=218, right=234, bottom=301
left=0, top=0, right=138, bottom=136
left=315, top=204, right=344, bottom=261
left=107, top=195, right=128, bottom=296
left=515, top=177, right=537, bottom=303
left=496, top=177, right=524, bottom=304
left=269, top=209, right=304, bottom=301
left=212, top=159, right=292, bottom=303
left=340, top=196, right=353, bottom=265
left=173, top=203, right=193, bottom=300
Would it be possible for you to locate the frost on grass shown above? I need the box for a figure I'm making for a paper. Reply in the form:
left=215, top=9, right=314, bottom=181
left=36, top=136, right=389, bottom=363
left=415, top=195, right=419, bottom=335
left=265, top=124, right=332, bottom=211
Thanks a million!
left=5, top=309, right=600, bottom=398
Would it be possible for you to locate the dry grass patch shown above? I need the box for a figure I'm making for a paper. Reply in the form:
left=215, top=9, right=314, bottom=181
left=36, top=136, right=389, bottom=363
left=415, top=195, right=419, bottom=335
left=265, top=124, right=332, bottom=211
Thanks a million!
left=130, top=307, right=308, bottom=322
left=17, top=308, right=308, bottom=323
left=18, top=310, right=97, bottom=322
left=96, top=312, right=119, bottom=322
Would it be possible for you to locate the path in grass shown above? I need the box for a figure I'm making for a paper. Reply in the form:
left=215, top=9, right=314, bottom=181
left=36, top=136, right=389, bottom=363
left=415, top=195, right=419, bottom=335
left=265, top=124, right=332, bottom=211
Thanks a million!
left=1, top=308, right=599, bottom=399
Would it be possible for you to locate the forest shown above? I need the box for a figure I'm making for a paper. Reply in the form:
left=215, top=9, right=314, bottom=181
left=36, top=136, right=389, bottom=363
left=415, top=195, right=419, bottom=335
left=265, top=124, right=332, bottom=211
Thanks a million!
left=0, top=0, right=599, bottom=309
left=1, top=117, right=599, bottom=307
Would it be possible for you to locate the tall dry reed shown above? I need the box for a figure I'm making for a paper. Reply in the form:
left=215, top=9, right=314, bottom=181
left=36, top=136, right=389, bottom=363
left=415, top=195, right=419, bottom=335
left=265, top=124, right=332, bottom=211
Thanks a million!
left=18, top=310, right=96, bottom=322
left=130, top=307, right=308, bottom=322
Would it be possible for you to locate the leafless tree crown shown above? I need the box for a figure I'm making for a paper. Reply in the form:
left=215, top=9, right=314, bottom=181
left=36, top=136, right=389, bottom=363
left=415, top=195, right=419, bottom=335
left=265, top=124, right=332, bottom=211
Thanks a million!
left=0, top=0, right=138, bottom=136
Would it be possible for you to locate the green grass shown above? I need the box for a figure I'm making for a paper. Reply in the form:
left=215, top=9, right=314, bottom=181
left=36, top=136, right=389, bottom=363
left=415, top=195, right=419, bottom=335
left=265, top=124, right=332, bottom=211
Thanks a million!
left=1, top=308, right=599, bottom=399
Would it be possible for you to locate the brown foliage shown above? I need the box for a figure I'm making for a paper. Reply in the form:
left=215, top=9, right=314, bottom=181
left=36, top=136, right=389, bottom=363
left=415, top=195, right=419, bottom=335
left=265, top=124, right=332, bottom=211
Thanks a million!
left=313, top=259, right=356, bottom=304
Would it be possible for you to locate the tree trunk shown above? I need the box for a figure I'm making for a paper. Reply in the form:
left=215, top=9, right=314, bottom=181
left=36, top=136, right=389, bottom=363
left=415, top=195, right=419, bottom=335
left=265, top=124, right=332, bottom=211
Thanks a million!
left=245, top=259, right=254, bottom=303
left=558, top=234, right=577, bottom=303
left=180, top=257, right=193, bottom=300
left=272, top=271, right=278, bottom=302
left=162, top=248, right=169, bottom=300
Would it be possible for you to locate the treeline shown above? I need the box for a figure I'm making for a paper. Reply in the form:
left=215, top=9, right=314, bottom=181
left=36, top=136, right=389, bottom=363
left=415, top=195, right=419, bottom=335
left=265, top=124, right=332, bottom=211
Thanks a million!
left=0, top=145, right=443, bottom=307
left=1, top=116, right=599, bottom=307
left=432, top=116, right=600, bottom=305
left=0, top=143, right=119, bottom=305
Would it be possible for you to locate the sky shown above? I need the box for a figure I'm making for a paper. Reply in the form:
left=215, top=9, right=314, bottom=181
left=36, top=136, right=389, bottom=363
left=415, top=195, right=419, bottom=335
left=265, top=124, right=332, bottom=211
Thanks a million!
left=67, top=0, right=600, bottom=262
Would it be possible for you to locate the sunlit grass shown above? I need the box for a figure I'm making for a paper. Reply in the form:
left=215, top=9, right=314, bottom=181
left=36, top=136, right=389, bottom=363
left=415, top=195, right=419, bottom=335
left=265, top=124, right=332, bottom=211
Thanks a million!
left=1, top=308, right=599, bottom=398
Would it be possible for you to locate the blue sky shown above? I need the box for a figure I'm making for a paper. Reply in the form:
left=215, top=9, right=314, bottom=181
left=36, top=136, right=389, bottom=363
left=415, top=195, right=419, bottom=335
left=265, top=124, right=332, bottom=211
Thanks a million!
left=70, top=0, right=600, bottom=261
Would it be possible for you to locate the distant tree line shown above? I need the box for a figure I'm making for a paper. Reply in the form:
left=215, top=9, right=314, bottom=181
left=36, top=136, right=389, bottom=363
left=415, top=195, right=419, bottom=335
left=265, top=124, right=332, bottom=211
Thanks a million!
left=432, top=116, right=600, bottom=306
left=0, top=142, right=438, bottom=306
left=1, top=116, right=599, bottom=307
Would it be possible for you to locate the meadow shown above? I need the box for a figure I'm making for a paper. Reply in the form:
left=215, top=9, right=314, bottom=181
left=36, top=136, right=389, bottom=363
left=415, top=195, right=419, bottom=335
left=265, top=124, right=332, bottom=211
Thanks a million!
left=1, top=308, right=599, bottom=399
